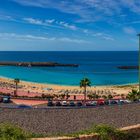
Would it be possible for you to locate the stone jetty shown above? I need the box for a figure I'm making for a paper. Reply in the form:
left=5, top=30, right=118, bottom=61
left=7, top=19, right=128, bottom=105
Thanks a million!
left=118, top=66, right=138, bottom=69
left=0, top=61, right=79, bottom=67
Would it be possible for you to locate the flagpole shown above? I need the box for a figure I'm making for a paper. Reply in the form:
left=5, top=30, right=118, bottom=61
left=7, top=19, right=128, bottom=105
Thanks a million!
left=137, top=34, right=140, bottom=93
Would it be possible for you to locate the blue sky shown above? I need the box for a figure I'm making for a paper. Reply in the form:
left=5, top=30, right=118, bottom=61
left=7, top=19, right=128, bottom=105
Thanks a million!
left=0, top=0, right=140, bottom=51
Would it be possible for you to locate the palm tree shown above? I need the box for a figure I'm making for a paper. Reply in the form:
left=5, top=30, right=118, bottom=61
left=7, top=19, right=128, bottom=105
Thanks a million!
left=59, top=93, right=65, bottom=100
left=80, top=77, right=91, bottom=105
left=107, top=94, right=113, bottom=100
left=127, top=89, right=139, bottom=101
left=87, top=94, right=93, bottom=100
left=14, top=78, right=20, bottom=96
left=66, top=93, right=70, bottom=100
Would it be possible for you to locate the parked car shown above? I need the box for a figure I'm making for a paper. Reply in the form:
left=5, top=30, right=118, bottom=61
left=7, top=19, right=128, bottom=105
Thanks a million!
left=98, top=102, right=104, bottom=106
left=3, top=96, right=10, bottom=103
left=110, top=100, right=118, bottom=105
left=90, top=101, right=97, bottom=106
left=0, top=96, right=3, bottom=102
left=123, top=100, right=131, bottom=104
left=97, top=99, right=105, bottom=106
left=86, top=102, right=92, bottom=106
left=104, top=100, right=109, bottom=105
left=17, top=104, right=32, bottom=109
left=47, top=101, right=54, bottom=106
left=76, top=101, right=83, bottom=106
left=55, top=101, right=62, bottom=106
left=62, top=101, right=68, bottom=106
left=133, top=99, right=139, bottom=103
left=119, top=100, right=126, bottom=104
left=69, top=101, right=75, bottom=107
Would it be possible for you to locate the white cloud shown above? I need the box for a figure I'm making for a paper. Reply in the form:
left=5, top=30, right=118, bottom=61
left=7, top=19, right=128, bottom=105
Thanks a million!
left=59, top=21, right=77, bottom=30
left=45, top=19, right=55, bottom=24
left=83, top=29, right=88, bottom=34
left=93, top=33, right=103, bottom=37
left=0, top=14, right=16, bottom=22
left=58, top=37, right=89, bottom=43
left=102, top=36, right=114, bottom=41
left=23, top=17, right=77, bottom=30
left=0, top=33, right=50, bottom=40
left=10, top=0, right=140, bottom=24
left=123, top=27, right=136, bottom=34
left=0, top=14, right=113, bottom=41
left=0, top=32, right=89, bottom=43
left=128, top=20, right=140, bottom=24
left=121, top=0, right=140, bottom=13
left=92, top=32, right=115, bottom=41
left=23, top=18, right=43, bottom=25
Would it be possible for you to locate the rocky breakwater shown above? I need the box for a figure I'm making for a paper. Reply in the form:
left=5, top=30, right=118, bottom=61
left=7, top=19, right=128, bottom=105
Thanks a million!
left=118, top=66, right=138, bottom=70
left=0, top=62, right=79, bottom=67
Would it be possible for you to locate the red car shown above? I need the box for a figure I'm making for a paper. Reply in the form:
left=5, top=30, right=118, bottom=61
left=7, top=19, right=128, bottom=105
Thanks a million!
left=97, top=99, right=105, bottom=106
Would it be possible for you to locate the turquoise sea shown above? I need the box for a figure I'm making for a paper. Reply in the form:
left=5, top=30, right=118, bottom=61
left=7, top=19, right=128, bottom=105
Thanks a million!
left=0, top=51, right=138, bottom=86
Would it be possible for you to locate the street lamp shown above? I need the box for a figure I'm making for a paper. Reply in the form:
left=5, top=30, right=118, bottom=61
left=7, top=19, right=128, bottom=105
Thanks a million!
left=137, top=34, right=140, bottom=92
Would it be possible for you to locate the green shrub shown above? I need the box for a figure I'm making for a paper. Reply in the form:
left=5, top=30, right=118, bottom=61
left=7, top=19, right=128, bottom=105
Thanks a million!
left=0, top=123, right=28, bottom=140
left=93, top=124, right=139, bottom=140
left=0, top=123, right=138, bottom=140
left=115, top=130, right=139, bottom=140
left=93, top=124, right=116, bottom=140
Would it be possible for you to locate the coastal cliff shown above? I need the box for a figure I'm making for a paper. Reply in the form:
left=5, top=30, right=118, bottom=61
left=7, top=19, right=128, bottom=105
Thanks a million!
left=0, top=62, right=79, bottom=67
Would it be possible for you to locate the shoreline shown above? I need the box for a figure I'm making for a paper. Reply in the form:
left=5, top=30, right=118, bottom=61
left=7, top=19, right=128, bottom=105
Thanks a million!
left=0, top=75, right=138, bottom=88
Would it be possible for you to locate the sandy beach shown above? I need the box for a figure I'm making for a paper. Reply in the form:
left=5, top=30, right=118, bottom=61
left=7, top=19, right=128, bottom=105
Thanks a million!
left=0, top=76, right=138, bottom=97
